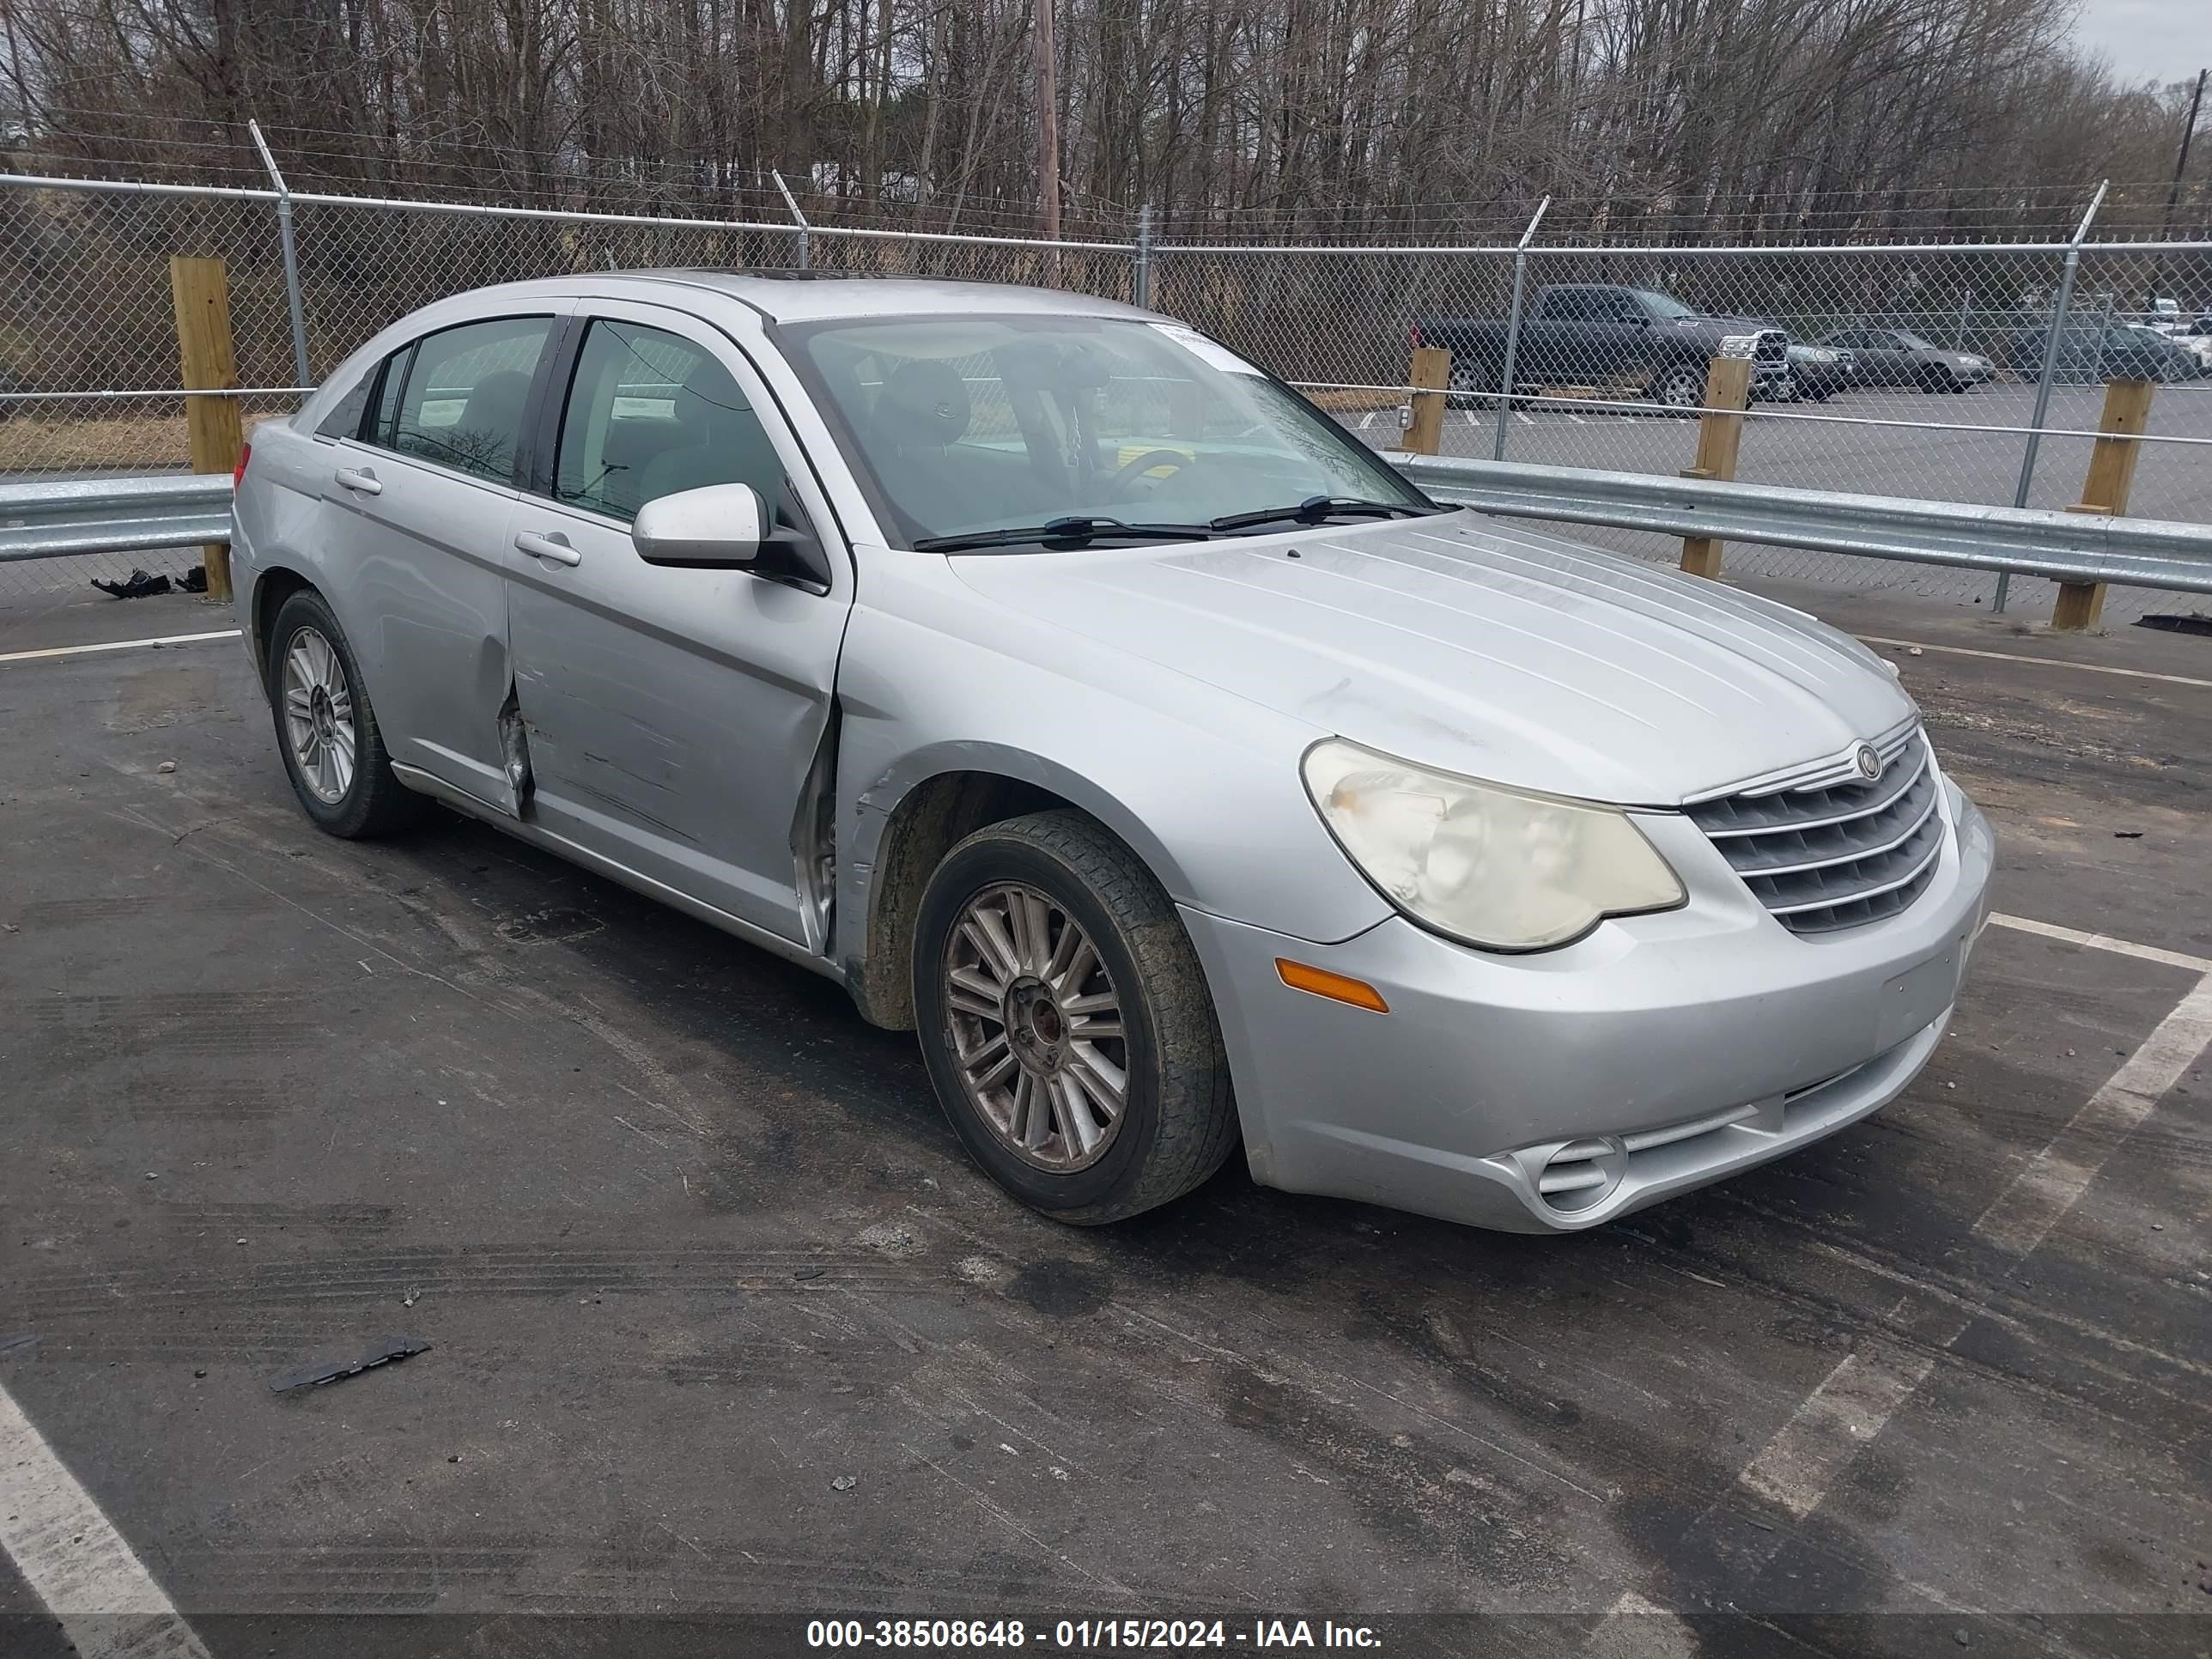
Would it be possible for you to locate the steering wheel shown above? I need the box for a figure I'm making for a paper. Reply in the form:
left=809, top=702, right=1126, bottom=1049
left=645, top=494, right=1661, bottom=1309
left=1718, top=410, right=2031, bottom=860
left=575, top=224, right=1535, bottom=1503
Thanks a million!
left=1107, top=448, right=1193, bottom=495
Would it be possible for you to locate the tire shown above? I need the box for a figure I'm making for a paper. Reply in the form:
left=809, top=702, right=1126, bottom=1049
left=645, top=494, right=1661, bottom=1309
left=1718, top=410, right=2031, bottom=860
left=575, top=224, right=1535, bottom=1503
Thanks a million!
left=911, top=810, right=1239, bottom=1224
left=265, top=588, right=433, bottom=839
left=1917, top=368, right=1948, bottom=393
left=1654, top=363, right=1705, bottom=410
left=1447, top=355, right=1498, bottom=404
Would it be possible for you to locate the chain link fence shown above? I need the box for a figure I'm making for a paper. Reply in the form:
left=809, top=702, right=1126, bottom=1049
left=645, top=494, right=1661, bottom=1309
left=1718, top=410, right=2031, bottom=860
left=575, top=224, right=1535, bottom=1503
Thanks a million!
left=4, top=169, right=2208, bottom=625
left=1155, top=235, right=2212, bottom=622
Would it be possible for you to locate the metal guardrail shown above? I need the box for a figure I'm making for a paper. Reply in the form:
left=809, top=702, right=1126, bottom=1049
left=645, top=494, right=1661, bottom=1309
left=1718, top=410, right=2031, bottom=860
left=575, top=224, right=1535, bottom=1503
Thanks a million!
left=0, top=474, right=232, bottom=563
left=4, top=461, right=2211, bottom=597
left=1387, top=453, right=2212, bottom=595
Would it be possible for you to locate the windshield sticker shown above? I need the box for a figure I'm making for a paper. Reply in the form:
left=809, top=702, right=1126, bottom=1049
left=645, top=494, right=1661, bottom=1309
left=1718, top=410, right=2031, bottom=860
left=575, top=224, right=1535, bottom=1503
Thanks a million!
left=1151, top=323, right=1265, bottom=377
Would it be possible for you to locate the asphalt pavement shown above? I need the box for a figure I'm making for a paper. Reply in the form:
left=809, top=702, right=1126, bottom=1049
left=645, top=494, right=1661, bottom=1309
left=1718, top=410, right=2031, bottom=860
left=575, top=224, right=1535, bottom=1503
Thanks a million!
left=0, top=582, right=2208, bottom=1657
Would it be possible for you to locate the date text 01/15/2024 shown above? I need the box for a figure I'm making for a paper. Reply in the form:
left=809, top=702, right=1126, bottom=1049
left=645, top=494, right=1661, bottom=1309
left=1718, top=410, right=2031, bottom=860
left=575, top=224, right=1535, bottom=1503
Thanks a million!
left=805, top=1619, right=1384, bottom=1650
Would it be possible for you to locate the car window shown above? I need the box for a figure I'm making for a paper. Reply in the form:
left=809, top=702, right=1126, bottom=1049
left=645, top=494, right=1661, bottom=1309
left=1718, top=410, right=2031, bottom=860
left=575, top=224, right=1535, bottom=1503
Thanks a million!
left=380, top=316, right=551, bottom=484
left=1895, top=332, right=1940, bottom=350
left=1628, top=289, right=1694, bottom=319
left=551, top=319, right=786, bottom=524
left=1540, top=290, right=1594, bottom=321
left=315, top=363, right=377, bottom=440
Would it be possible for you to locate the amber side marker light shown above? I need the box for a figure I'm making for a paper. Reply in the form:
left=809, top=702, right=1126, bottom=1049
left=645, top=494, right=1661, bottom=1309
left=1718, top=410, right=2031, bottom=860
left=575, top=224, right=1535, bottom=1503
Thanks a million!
left=1274, top=958, right=1390, bottom=1014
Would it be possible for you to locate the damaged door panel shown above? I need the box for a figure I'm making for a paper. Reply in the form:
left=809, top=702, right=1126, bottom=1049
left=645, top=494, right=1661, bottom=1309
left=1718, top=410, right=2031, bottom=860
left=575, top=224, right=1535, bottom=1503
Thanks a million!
left=498, top=301, right=853, bottom=944
left=789, top=715, right=841, bottom=955
left=498, top=688, right=535, bottom=807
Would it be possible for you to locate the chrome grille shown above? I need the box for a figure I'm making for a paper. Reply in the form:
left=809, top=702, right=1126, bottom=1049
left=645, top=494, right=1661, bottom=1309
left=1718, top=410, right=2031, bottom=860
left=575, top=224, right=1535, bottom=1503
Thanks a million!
left=1689, top=731, right=1944, bottom=936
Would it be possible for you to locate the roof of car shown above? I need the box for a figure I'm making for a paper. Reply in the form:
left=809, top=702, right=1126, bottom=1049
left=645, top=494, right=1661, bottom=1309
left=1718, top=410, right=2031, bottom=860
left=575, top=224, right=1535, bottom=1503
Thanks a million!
left=593, top=269, right=1155, bottom=325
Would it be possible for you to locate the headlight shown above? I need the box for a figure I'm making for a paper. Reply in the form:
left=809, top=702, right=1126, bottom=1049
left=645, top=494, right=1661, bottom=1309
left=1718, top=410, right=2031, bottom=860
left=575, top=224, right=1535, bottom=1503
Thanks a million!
left=1301, top=739, right=1685, bottom=951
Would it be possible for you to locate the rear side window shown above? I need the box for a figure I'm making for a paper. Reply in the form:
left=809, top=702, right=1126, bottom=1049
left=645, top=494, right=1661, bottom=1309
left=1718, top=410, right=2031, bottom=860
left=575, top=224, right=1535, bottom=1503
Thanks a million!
left=314, top=365, right=376, bottom=439
left=376, top=317, right=551, bottom=484
left=552, top=319, right=786, bottom=523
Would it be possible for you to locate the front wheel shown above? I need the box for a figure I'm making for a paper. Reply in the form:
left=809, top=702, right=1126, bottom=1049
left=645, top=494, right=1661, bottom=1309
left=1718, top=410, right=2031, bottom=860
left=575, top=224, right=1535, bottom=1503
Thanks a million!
left=266, top=589, right=432, bottom=838
left=911, top=811, right=1239, bottom=1224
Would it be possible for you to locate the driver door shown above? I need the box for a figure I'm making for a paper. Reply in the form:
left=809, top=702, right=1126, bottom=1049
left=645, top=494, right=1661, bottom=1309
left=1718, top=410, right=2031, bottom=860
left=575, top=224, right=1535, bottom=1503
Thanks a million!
left=501, top=302, right=853, bottom=946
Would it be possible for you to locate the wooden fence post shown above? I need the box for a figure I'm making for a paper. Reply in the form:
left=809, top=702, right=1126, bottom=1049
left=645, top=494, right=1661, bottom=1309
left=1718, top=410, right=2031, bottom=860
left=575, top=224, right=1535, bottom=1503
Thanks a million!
left=169, top=255, right=242, bottom=605
left=1403, top=346, right=1450, bottom=456
left=1678, top=355, right=1753, bottom=580
left=2051, top=376, right=2156, bottom=633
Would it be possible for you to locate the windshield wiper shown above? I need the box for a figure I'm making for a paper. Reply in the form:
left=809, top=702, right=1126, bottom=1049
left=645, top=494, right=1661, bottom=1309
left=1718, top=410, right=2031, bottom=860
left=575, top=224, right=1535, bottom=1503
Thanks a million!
left=913, top=515, right=1215, bottom=553
left=1210, top=495, right=1432, bottom=532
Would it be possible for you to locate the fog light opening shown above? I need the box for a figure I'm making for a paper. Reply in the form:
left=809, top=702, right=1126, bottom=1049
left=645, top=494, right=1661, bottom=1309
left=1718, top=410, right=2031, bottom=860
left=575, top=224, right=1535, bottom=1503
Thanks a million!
left=1537, top=1137, right=1627, bottom=1213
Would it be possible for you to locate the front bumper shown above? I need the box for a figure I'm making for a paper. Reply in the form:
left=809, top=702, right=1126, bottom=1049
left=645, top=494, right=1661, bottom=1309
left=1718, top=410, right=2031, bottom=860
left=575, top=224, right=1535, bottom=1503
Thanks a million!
left=1183, top=784, right=1995, bottom=1234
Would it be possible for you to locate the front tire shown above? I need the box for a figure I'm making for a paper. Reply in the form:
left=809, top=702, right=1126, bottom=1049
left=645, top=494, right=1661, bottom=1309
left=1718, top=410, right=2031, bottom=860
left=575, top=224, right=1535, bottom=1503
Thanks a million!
left=266, top=589, right=431, bottom=839
left=911, top=811, right=1239, bottom=1224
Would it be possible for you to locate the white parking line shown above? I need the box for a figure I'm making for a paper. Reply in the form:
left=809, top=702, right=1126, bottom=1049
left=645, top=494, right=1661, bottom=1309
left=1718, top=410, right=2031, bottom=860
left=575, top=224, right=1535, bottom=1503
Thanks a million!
left=1973, top=970, right=2212, bottom=1256
left=1736, top=1346, right=1937, bottom=1517
left=1864, top=636, right=2212, bottom=690
left=0, top=629, right=240, bottom=665
left=1592, top=913, right=2207, bottom=1626
left=0, top=1382, right=211, bottom=1657
left=1988, top=913, right=2212, bottom=975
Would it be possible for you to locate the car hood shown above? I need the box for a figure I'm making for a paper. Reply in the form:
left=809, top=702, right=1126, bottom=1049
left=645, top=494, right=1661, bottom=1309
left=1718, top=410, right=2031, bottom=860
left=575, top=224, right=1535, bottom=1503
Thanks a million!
left=948, top=512, right=1915, bottom=805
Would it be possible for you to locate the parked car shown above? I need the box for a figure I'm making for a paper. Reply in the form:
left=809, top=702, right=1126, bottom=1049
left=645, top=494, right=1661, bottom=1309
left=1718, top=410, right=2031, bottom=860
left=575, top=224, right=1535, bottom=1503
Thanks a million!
left=1416, top=283, right=1791, bottom=408
left=1819, top=329, right=1991, bottom=392
left=232, top=275, right=1992, bottom=1235
left=1776, top=342, right=1854, bottom=402
left=2128, top=320, right=2212, bottom=375
left=1997, top=323, right=2198, bottom=384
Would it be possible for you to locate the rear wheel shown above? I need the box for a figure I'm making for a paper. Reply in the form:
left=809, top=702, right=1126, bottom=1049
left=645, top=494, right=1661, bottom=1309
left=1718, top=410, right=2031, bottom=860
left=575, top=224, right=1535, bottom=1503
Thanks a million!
left=266, top=589, right=432, bottom=838
left=1654, top=363, right=1706, bottom=410
left=1447, top=354, right=1498, bottom=404
left=912, top=811, right=1238, bottom=1224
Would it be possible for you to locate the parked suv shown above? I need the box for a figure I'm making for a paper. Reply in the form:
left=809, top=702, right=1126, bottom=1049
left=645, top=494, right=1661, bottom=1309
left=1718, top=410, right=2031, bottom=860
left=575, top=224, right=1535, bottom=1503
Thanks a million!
left=1415, top=283, right=1792, bottom=407
left=233, top=275, right=1991, bottom=1234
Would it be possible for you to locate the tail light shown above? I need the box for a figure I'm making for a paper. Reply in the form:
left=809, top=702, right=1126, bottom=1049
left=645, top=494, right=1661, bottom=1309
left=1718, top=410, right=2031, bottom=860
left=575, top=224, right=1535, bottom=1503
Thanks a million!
left=1409, top=323, right=1423, bottom=350
left=233, top=441, right=252, bottom=487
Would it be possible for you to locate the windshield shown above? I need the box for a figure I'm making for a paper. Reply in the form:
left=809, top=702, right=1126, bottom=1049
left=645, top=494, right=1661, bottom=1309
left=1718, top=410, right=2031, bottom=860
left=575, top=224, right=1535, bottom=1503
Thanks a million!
left=781, top=313, right=1434, bottom=550
left=1630, top=289, right=1696, bottom=319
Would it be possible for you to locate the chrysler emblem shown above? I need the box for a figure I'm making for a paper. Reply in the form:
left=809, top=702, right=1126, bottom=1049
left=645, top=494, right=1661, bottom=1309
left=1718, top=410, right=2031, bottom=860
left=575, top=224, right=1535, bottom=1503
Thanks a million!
left=1854, top=743, right=1883, bottom=781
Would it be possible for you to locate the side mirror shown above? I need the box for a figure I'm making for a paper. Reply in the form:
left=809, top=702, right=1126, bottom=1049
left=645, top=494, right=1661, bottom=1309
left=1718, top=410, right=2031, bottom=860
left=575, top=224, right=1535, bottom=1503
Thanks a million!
left=632, top=483, right=764, bottom=569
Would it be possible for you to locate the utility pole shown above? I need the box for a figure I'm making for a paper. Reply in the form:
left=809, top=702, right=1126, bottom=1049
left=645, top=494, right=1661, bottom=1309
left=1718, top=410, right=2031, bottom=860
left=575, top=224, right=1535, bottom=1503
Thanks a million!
left=1034, top=0, right=1061, bottom=250
left=2152, top=69, right=2205, bottom=309
left=2164, top=69, right=2206, bottom=236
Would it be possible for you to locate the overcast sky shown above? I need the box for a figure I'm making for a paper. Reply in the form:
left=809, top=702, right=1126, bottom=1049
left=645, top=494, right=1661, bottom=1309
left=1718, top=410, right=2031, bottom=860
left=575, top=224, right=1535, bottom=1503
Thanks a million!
left=2070, top=0, right=2208, bottom=88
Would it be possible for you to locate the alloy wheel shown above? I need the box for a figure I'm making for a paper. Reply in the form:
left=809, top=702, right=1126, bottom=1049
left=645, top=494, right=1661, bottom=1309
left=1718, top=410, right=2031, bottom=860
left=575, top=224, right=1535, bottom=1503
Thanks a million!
left=281, top=626, right=357, bottom=805
left=941, top=882, right=1129, bottom=1171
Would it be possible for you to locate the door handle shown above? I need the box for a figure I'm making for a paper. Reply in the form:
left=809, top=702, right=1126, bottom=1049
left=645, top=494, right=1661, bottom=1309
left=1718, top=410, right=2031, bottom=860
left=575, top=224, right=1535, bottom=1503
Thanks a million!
left=334, top=466, right=382, bottom=495
left=515, top=530, right=582, bottom=567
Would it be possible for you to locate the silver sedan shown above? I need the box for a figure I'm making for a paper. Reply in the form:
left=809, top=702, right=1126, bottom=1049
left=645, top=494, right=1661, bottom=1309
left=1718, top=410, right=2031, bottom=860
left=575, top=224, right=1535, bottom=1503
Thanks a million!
left=229, top=274, right=1994, bottom=1232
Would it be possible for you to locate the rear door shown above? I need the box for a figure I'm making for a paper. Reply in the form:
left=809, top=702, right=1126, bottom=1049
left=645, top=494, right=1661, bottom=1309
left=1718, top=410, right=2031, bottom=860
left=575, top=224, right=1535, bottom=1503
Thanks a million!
left=319, top=311, right=566, bottom=812
left=501, top=302, right=854, bottom=946
left=1860, top=330, right=1911, bottom=384
left=1525, top=288, right=1594, bottom=385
